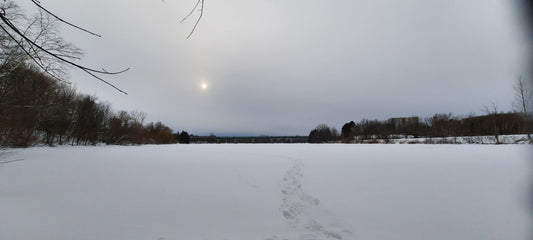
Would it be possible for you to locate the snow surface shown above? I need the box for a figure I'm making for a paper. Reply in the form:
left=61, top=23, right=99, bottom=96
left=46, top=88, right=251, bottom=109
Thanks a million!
left=0, top=144, right=531, bottom=240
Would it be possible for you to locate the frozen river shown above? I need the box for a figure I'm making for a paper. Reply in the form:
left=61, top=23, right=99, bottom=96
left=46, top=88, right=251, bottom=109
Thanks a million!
left=0, top=144, right=531, bottom=240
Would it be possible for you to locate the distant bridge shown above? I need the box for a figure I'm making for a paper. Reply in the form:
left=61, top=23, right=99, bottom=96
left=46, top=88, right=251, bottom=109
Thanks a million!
left=189, top=136, right=308, bottom=144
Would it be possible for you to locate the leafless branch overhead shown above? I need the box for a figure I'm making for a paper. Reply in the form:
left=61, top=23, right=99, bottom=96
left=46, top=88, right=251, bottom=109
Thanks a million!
left=182, top=0, right=204, bottom=39
left=0, top=1, right=129, bottom=94
left=29, top=0, right=102, bottom=37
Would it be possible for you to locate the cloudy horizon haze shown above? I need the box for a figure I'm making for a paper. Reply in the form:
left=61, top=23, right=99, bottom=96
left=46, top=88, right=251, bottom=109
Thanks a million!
left=17, top=0, right=531, bottom=136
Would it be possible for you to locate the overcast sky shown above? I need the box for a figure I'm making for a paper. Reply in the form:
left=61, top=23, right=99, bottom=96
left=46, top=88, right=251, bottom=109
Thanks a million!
left=19, top=0, right=531, bottom=136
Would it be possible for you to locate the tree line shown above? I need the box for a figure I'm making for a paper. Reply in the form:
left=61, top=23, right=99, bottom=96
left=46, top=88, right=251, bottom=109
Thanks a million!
left=309, top=76, right=532, bottom=144
left=308, top=112, right=531, bottom=144
left=0, top=63, right=190, bottom=147
left=0, top=2, right=192, bottom=147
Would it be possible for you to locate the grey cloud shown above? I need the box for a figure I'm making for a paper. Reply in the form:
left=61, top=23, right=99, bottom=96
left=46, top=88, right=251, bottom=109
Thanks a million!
left=22, top=0, right=530, bottom=135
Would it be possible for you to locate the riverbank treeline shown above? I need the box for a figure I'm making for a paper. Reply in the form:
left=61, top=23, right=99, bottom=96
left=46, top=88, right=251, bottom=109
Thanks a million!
left=308, top=113, right=532, bottom=144
left=0, top=64, right=179, bottom=147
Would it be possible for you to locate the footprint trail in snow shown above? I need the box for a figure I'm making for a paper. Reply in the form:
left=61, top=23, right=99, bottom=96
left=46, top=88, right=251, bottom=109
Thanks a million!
left=277, top=159, right=354, bottom=240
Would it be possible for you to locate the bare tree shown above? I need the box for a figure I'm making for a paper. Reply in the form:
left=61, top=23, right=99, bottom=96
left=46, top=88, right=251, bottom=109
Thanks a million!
left=0, top=1, right=128, bottom=93
left=0, top=2, right=29, bottom=72
left=10, top=10, right=83, bottom=79
left=1, top=0, right=207, bottom=94
left=130, top=110, right=147, bottom=125
left=483, top=102, right=501, bottom=144
left=513, top=75, right=532, bottom=141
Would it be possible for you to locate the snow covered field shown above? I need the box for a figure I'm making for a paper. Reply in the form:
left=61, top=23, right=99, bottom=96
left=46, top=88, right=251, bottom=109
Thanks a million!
left=0, top=144, right=531, bottom=240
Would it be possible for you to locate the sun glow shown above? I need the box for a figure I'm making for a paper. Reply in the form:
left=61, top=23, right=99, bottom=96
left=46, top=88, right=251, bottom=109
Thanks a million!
left=201, top=83, right=207, bottom=90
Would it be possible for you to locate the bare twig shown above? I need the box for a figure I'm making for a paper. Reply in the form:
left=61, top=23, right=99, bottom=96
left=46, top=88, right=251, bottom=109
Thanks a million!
left=183, top=0, right=204, bottom=39
left=30, top=0, right=101, bottom=37
left=180, top=0, right=201, bottom=23
left=0, top=22, right=70, bottom=84
left=0, top=11, right=129, bottom=94
left=0, top=1, right=129, bottom=94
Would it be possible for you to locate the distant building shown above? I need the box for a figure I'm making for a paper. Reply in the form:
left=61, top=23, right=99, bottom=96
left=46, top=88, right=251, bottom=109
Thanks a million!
left=388, top=117, right=419, bottom=130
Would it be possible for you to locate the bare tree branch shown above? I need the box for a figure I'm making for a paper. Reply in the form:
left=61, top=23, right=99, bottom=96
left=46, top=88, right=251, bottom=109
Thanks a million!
left=180, top=0, right=202, bottom=23
left=182, top=0, right=204, bottom=39
left=0, top=1, right=129, bottom=94
left=29, top=0, right=102, bottom=37
left=482, top=102, right=501, bottom=144
left=0, top=21, right=64, bottom=81
left=513, top=74, right=531, bottom=141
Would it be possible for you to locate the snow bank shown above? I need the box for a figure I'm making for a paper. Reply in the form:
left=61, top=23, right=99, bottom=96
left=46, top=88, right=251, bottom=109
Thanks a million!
left=0, top=144, right=531, bottom=240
